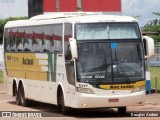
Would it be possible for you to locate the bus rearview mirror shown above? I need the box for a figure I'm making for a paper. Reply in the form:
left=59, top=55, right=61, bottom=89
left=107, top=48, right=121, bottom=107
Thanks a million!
left=69, top=38, right=78, bottom=59
left=142, top=36, right=154, bottom=58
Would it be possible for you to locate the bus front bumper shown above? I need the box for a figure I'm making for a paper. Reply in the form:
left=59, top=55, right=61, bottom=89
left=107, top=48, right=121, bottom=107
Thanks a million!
left=71, top=91, right=145, bottom=108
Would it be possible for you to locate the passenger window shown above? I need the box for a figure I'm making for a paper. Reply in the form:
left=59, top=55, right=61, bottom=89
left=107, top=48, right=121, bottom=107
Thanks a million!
left=42, top=39, right=50, bottom=52
left=16, top=38, right=23, bottom=51
left=53, top=24, right=63, bottom=53
left=23, top=38, right=31, bottom=51
left=16, top=29, right=24, bottom=51
left=32, top=27, right=42, bottom=52
left=10, top=29, right=17, bottom=51
left=24, top=27, right=33, bottom=52
left=65, top=44, right=71, bottom=61
left=64, top=23, right=72, bottom=61
left=32, top=38, right=41, bottom=52
left=4, top=29, right=10, bottom=51
left=42, top=25, right=52, bottom=52
left=50, top=40, right=55, bottom=52
left=10, top=36, right=16, bottom=51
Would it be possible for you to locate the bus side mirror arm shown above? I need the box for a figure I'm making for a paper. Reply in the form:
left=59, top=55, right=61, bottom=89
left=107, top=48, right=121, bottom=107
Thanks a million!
left=69, top=38, right=78, bottom=60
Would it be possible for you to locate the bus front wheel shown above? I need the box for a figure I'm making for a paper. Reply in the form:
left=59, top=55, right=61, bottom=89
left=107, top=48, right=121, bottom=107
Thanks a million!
left=58, top=91, right=71, bottom=115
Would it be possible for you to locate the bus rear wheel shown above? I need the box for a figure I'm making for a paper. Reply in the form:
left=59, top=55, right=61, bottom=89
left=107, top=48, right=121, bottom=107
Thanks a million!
left=15, top=86, right=21, bottom=105
left=19, top=84, right=29, bottom=107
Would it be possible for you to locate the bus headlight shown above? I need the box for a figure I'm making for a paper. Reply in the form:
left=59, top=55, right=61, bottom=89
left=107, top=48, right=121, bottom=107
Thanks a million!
left=132, top=86, right=146, bottom=93
left=76, top=87, right=94, bottom=94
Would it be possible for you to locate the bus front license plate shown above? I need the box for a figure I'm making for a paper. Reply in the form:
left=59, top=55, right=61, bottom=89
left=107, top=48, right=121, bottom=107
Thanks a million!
left=108, top=99, right=119, bottom=102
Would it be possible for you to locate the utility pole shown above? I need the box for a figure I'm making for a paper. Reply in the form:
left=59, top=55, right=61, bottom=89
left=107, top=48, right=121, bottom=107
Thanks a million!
left=77, top=0, right=82, bottom=11
left=56, top=0, right=83, bottom=12
left=56, top=0, right=60, bottom=12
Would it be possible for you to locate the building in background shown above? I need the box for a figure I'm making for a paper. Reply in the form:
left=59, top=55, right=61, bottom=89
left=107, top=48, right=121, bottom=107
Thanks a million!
left=28, top=0, right=121, bottom=18
left=28, top=0, right=43, bottom=18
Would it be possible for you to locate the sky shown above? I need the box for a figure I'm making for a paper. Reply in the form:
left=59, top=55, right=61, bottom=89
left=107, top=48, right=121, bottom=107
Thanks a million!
left=0, top=0, right=160, bottom=27
left=122, top=0, right=160, bottom=27
left=0, top=0, right=27, bottom=18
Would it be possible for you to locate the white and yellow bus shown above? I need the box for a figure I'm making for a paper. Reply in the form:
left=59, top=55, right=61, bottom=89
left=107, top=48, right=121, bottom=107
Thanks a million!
left=3, top=12, right=154, bottom=114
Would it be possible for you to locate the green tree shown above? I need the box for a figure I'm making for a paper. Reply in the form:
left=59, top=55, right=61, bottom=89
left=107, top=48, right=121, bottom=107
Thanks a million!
left=143, top=12, right=160, bottom=44
left=153, top=12, right=160, bottom=16
left=0, top=17, right=27, bottom=44
left=132, top=15, right=140, bottom=19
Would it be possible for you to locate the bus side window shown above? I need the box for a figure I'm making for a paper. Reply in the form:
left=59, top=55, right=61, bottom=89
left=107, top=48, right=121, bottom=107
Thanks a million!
left=4, top=29, right=10, bottom=51
left=23, top=38, right=31, bottom=52
left=42, top=39, right=50, bottom=52
left=64, top=23, right=75, bottom=85
left=42, top=25, right=52, bottom=52
left=64, top=23, right=72, bottom=61
left=53, top=24, right=63, bottom=53
left=32, top=27, right=42, bottom=52
left=50, top=40, right=55, bottom=52
left=16, top=38, right=23, bottom=51
left=10, top=37, right=16, bottom=51
left=24, top=27, right=33, bottom=52
left=32, top=37, right=37, bottom=52
left=16, top=28, right=25, bottom=52
left=65, top=44, right=72, bottom=61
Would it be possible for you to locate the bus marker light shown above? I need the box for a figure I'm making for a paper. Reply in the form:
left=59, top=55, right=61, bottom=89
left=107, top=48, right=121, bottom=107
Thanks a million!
left=108, top=99, right=119, bottom=102
left=82, top=104, right=88, bottom=107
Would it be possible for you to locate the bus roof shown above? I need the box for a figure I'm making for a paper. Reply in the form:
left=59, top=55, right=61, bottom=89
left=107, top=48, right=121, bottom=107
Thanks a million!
left=5, top=12, right=138, bottom=28
left=66, top=14, right=138, bottom=23
left=29, top=12, right=96, bottom=20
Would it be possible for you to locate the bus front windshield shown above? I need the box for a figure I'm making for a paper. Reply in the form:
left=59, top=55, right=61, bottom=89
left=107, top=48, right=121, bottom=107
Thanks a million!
left=75, top=23, right=145, bottom=85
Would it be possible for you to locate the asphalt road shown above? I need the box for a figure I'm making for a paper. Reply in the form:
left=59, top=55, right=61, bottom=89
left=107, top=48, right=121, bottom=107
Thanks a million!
left=0, top=83, right=160, bottom=120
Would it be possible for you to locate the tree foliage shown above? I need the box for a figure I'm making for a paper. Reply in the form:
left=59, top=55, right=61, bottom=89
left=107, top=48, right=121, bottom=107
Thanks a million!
left=153, top=12, right=160, bottom=16
left=0, top=17, right=27, bottom=44
left=143, top=12, right=160, bottom=44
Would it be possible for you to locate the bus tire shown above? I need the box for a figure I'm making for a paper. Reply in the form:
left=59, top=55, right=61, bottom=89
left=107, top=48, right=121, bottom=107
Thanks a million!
left=58, top=91, right=71, bottom=115
left=15, top=86, right=21, bottom=105
left=118, top=107, right=126, bottom=114
left=19, top=84, right=29, bottom=107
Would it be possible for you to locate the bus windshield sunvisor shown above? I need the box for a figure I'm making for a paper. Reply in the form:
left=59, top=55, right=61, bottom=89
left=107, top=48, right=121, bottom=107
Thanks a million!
left=76, top=23, right=140, bottom=40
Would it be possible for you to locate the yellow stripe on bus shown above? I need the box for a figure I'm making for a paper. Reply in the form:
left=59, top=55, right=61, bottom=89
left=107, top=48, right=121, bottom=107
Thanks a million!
left=99, top=80, right=146, bottom=90
left=5, top=53, right=48, bottom=81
